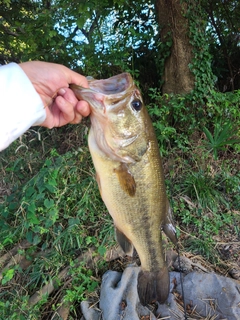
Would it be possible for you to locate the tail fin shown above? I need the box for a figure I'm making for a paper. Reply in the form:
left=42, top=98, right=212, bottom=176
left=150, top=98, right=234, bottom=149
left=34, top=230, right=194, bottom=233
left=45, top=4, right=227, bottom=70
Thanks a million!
left=137, top=266, right=169, bottom=306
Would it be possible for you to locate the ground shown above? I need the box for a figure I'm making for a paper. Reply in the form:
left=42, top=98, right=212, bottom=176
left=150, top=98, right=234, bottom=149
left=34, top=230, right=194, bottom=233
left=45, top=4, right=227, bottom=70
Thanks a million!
left=0, top=125, right=239, bottom=319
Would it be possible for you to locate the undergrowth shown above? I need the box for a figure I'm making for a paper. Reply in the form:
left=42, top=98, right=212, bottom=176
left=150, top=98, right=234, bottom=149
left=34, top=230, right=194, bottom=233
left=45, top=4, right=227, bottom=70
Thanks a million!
left=148, top=87, right=240, bottom=263
left=0, top=90, right=239, bottom=318
left=0, top=125, right=114, bottom=319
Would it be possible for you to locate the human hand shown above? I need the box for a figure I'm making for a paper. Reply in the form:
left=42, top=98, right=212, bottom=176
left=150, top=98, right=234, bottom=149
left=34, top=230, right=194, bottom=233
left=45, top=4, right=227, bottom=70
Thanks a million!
left=19, top=61, right=90, bottom=128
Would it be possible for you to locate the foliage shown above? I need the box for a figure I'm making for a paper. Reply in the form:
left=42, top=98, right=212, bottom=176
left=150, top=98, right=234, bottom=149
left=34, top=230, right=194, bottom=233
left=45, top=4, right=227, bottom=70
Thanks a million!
left=202, top=0, right=240, bottom=91
left=145, top=0, right=240, bottom=156
left=0, top=128, right=114, bottom=317
left=65, top=263, right=98, bottom=303
left=1, top=0, right=239, bottom=92
left=0, top=0, right=158, bottom=79
left=147, top=86, right=240, bottom=157
left=203, top=122, right=240, bottom=160
left=0, top=146, right=114, bottom=252
left=1, top=0, right=240, bottom=317
left=167, top=149, right=240, bottom=260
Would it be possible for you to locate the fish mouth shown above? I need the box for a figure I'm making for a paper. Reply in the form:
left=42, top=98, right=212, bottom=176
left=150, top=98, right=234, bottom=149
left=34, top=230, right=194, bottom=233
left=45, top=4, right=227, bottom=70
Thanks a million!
left=70, top=73, right=134, bottom=113
left=87, top=73, right=132, bottom=95
left=70, top=73, right=132, bottom=97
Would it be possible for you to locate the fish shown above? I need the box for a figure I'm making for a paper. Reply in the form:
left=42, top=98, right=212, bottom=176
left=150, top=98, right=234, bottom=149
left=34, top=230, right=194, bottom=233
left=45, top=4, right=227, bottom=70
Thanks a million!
left=70, top=73, right=177, bottom=306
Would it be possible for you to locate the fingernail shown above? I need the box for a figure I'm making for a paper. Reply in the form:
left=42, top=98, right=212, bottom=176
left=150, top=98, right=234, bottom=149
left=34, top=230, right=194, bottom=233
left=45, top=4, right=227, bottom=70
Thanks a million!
left=58, top=88, right=66, bottom=95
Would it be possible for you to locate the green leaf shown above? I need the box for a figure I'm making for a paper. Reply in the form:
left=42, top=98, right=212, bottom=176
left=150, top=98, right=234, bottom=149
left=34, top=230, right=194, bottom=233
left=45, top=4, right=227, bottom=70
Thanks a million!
left=203, top=126, right=214, bottom=144
left=25, top=187, right=35, bottom=198
left=27, top=202, right=36, bottom=213
left=45, top=184, right=56, bottom=193
left=87, top=281, right=98, bottom=292
left=27, top=209, right=40, bottom=225
left=33, top=234, right=41, bottom=245
left=44, top=199, right=54, bottom=209
left=3, top=237, right=13, bottom=245
left=68, top=217, right=80, bottom=226
left=98, top=245, right=106, bottom=257
left=26, top=231, right=33, bottom=243
left=2, top=268, right=15, bottom=285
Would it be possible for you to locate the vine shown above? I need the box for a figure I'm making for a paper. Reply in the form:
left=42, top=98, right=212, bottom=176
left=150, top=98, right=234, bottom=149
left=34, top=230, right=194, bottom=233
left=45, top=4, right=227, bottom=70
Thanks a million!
left=149, top=0, right=240, bottom=155
left=185, top=0, right=240, bottom=131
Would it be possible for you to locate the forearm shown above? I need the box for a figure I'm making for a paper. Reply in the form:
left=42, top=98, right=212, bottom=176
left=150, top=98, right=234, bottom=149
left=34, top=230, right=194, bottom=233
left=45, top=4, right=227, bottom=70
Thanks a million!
left=0, top=63, right=46, bottom=151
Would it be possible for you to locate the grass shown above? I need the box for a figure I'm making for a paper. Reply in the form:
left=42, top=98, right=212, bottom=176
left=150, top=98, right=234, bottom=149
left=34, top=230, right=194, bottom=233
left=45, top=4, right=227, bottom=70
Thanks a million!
left=203, top=122, right=240, bottom=160
left=0, top=117, right=239, bottom=319
left=0, top=125, right=114, bottom=319
left=166, top=143, right=240, bottom=264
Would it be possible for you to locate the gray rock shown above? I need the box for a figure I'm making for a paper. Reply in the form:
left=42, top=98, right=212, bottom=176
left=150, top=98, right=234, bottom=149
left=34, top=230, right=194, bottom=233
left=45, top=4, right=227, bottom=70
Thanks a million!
left=80, top=300, right=102, bottom=320
left=99, top=267, right=157, bottom=320
left=176, top=272, right=240, bottom=320
left=81, top=267, right=240, bottom=320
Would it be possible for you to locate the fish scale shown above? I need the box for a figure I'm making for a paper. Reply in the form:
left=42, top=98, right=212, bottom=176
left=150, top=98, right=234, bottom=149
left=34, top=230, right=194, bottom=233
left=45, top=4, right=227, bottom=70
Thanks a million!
left=70, top=73, right=177, bottom=306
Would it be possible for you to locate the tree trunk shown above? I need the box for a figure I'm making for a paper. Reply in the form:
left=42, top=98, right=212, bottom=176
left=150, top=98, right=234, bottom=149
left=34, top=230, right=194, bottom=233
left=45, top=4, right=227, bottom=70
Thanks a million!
left=155, top=0, right=195, bottom=94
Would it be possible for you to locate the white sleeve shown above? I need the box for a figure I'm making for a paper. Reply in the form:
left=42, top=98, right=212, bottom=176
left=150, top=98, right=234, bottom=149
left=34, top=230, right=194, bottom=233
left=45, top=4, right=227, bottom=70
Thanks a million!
left=0, top=63, right=46, bottom=151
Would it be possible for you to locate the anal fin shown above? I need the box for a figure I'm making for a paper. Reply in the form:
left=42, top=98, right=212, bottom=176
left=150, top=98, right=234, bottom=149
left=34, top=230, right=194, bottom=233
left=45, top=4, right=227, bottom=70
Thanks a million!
left=162, top=223, right=178, bottom=245
left=162, top=200, right=178, bottom=245
left=137, top=266, right=169, bottom=306
left=115, top=227, right=134, bottom=256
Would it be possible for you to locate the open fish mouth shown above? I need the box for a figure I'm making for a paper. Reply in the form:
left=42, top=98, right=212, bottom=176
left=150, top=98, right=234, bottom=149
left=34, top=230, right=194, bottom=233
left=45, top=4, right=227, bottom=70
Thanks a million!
left=87, top=73, right=132, bottom=95
left=70, top=73, right=135, bottom=114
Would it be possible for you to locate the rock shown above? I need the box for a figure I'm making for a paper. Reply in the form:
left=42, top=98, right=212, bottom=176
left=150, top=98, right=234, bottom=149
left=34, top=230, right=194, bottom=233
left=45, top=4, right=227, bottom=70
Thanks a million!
left=229, top=267, right=240, bottom=280
left=176, top=272, right=240, bottom=320
left=81, top=267, right=240, bottom=320
left=105, top=246, right=125, bottom=262
left=173, top=255, right=193, bottom=273
left=81, top=300, right=102, bottom=320
left=99, top=267, right=157, bottom=320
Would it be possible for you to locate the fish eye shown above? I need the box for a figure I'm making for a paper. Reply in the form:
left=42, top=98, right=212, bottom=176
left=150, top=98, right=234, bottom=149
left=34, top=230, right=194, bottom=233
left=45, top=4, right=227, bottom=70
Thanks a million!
left=131, top=99, right=142, bottom=111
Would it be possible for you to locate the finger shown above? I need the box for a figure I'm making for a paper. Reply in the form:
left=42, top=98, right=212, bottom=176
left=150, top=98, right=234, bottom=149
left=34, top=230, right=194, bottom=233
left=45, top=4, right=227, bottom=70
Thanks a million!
left=59, top=87, right=90, bottom=116
left=54, top=95, right=75, bottom=125
left=67, top=69, right=89, bottom=88
left=58, top=87, right=90, bottom=120
left=76, top=100, right=91, bottom=117
left=58, top=87, right=78, bottom=105
left=70, top=112, right=83, bottom=124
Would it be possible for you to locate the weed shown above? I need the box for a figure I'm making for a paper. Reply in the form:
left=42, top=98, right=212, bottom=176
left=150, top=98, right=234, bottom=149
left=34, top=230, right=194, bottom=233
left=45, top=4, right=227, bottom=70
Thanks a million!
left=65, top=263, right=99, bottom=303
left=0, top=126, right=114, bottom=317
left=167, top=141, right=240, bottom=262
left=0, top=94, right=239, bottom=317
left=203, top=122, right=240, bottom=160
left=183, top=169, right=223, bottom=211
left=185, top=237, right=217, bottom=261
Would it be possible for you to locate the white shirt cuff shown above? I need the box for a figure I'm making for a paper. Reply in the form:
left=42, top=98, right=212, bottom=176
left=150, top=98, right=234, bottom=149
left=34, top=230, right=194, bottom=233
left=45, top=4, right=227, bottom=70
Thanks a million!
left=0, top=63, right=46, bottom=151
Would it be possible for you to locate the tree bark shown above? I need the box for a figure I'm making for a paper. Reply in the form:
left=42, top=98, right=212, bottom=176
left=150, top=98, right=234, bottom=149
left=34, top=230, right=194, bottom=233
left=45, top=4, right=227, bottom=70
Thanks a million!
left=156, top=0, right=195, bottom=94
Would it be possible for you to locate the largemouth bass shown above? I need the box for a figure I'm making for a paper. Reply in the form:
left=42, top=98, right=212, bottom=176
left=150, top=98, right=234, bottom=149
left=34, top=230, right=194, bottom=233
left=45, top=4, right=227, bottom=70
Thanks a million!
left=70, top=73, right=177, bottom=305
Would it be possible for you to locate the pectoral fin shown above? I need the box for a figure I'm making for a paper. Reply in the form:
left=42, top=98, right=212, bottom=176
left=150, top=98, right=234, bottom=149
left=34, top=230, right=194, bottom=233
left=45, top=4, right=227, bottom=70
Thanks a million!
left=115, top=227, right=134, bottom=256
left=114, top=163, right=136, bottom=197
